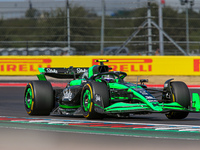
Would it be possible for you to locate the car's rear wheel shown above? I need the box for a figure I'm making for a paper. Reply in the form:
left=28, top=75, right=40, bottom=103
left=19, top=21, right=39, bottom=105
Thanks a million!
left=81, top=82, right=109, bottom=119
left=165, top=81, right=190, bottom=119
left=24, top=81, right=54, bottom=115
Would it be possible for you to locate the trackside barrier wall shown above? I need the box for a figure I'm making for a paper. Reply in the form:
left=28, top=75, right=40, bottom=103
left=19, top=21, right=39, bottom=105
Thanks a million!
left=1, top=56, right=200, bottom=76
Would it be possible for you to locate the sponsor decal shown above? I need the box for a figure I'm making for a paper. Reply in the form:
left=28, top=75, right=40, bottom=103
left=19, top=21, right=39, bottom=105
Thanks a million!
left=194, top=59, right=200, bottom=72
left=92, top=59, right=152, bottom=73
left=138, top=90, right=149, bottom=96
left=0, top=58, right=51, bottom=73
left=76, top=68, right=87, bottom=73
left=46, top=68, right=58, bottom=73
left=145, top=96, right=155, bottom=99
left=95, top=94, right=101, bottom=102
left=62, top=89, right=73, bottom=101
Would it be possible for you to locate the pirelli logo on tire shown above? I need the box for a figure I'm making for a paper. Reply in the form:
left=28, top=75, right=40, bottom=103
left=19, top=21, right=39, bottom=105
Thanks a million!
left=92, top=58, right=153, bottom=74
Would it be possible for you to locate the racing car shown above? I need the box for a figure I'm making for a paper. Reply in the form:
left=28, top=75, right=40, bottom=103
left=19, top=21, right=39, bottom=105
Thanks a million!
left=24, top=59, right=200, bottom=119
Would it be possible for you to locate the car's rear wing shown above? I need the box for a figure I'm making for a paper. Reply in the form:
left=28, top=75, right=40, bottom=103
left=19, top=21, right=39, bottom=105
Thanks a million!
left=37, top=67, right=88, bottom=80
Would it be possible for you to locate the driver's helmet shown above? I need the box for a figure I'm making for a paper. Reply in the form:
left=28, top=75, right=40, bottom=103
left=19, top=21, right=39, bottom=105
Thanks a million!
left=102, top=75, right=115, bottom=83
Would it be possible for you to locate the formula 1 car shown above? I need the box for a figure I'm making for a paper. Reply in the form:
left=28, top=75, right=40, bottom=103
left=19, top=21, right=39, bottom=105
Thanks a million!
left=24, top=60, right=200, bottom=119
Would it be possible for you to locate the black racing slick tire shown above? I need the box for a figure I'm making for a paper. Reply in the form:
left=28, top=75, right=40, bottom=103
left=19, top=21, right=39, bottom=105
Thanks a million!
left=165, top=81, right=190, bottom=119
left=24, top=81, right=54, bottom=115
left=170, top=81, right=190, bottom=108
left=81, top=82, right=109, bottom=119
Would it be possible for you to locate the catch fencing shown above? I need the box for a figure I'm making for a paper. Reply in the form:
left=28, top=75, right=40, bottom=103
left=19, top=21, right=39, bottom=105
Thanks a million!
left=0, top=0, right=200, bottom=56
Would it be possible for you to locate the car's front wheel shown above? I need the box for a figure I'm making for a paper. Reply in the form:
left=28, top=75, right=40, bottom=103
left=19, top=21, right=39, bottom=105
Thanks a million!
left=24, top=81, right=54, bottom=115
left=165, top=81, right=190, bottom=119
left=81, top=82, right=109, bottom=119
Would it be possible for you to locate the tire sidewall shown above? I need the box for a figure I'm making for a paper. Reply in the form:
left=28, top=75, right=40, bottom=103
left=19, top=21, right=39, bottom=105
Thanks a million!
left=81, top=83, right=94, bottom=118
left=171, top=81, right=190, bottom=108
left=81, top=82, right=109, bottom=119
left=24, top=81, right=54, bottom=115
left=165, top=81, right=190, bottom=119
left=24, top=83, right=35, bottom=115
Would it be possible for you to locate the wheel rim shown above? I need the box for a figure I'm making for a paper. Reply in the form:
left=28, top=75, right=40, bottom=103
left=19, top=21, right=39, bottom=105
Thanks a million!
left=83, top=89, right=91, bottom=112
left=25, top=88, right=33, bottom=109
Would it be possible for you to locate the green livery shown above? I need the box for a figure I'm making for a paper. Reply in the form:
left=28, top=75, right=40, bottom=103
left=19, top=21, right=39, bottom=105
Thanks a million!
left=24, top=59, right=200, bottom=119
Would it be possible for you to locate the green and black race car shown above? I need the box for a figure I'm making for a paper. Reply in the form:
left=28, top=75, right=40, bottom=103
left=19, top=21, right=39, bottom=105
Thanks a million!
left=24, top=60, right=200, bottom=119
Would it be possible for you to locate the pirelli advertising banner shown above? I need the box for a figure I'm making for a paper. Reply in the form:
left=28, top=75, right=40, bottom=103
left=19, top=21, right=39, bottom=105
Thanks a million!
left=1, top=56, right=200, bottom=75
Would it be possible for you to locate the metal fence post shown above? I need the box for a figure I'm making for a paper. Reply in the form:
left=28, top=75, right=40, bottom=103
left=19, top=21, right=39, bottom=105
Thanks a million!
left=147, top=1, right=152, bottom=55
left=26, top=41, right=29, bottom=55
left=67, top=0, right=70, bottom=51
left=100, top=0, right=105, bottom=55
left=186, top=3, right=190, bottom=55
left=159, top=0, right=164, bottom=55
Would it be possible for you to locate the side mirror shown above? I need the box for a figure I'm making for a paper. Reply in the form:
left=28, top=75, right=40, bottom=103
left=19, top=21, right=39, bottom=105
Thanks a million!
left=140, top=79, right=148, bottom=84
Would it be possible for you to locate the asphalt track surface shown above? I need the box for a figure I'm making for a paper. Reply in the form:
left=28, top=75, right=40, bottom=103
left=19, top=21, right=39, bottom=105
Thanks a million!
left=1, top=86, right=200, bottom=150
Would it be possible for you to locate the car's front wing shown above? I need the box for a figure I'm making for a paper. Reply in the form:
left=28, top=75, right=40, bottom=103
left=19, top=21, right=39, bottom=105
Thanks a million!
left=100, top=93, right=200, bottom=114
